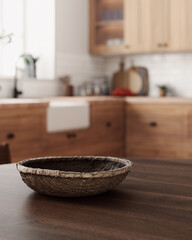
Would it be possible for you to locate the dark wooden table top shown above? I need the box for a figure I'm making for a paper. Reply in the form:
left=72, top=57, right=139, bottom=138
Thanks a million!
left=0, top=158, right=192, bottom=240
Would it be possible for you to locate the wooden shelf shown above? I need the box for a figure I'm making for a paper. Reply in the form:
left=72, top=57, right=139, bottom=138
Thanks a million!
left=95, top=20, right=123, bottom=28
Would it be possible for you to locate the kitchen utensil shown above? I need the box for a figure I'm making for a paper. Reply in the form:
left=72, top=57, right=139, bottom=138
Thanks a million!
left=125, top=66, right=149, bottom=96
left=112, top=61, right=129, bottom=90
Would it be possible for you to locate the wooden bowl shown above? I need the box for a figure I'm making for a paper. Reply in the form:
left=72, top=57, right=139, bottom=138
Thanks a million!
left=17, top=156, right=133, bottom=197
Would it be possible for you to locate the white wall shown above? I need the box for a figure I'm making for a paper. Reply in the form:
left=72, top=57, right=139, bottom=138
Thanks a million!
left=25, top=0, right=55, bottom=79
left=55, top=0, right=105, bottom=90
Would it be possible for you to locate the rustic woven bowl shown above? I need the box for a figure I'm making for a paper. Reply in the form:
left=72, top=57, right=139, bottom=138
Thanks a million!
left=17, top=156, right=133, bottom=197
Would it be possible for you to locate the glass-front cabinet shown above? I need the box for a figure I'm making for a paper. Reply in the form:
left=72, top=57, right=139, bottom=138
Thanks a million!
left=89, top=0, right=192, bottom=55
left=90, top=0, right=126, bottom=54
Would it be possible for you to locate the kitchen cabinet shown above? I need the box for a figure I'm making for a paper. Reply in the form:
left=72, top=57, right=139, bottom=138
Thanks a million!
left=89, top=0, right=126, bottom=55
left=42, top=100, right=124, bottom=158
left=179, top=0, right=192, bottom=51
left=150, top=0, right=186, bottom=52
left=89, top=0, right=192, bottom=55
left=150, top=0, right=169, bottom=51
left=0, top=106, right=46, bottom=163
left=125, top=103, right=189, bottom=159
left=4, top=98, right=192, bottom=163
left=0, top=99, right=124, bottom=163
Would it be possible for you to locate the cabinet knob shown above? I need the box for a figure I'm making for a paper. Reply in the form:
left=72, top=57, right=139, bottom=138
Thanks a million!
left=125, top=45, right=130, bottom=49
left=66, top=133, right=77, bottom=139
left=7, top=133, right=15, bottom=139
left=163, top=43, right=169, bottom=47
left=106, top=122, right=112, bottom=127
left=158, top=43, right=163, bottom=48
left=149, top=122, right=157, bottom=127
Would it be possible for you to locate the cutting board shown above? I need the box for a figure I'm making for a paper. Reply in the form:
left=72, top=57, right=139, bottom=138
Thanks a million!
left=125, top=66, right=149, bottom=96
left=112, top=62, right=129, bottom=90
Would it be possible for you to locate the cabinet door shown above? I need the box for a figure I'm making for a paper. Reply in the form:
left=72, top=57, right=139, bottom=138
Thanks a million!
left=0, top=117, right=42, bottom=162
left=180, top=0, right=192, bottom=50
left=125, top=104, right=187, bottom=159
left=138, top=0, right=152, bottom=52
left=89, top=0, right=126, bottom=55
left=124, top=0, right=139, bottom=52
left=42, top=101, right=124, bottom=158
left=89, top=101, right=124, bottom=157
left=167, top=0, right=187, bottom=51
left=150, top=0, right=169, bottom=51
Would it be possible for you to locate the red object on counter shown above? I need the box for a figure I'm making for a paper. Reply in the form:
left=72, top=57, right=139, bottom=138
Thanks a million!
left=110, top=88, right=136, bottom=96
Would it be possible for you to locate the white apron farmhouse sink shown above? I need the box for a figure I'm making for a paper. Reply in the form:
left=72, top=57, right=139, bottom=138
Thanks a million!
left=47, top=101, right=90, bottom=133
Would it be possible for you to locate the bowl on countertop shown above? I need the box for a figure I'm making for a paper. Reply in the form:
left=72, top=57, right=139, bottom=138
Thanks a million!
left=17, top=156, right=133, bottom=197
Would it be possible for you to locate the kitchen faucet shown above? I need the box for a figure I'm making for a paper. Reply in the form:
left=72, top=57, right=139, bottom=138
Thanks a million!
left=13, top=54, right=35, bottom=98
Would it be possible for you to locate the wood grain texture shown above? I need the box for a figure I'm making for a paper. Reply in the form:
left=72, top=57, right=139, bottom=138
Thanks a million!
left=0, top=159, right=191, bottom=240
left=0, top=107, right=47, bottom=163
left=89, top=0, right=192, bottom=55
left=125, top=103, right=189, bottom=159
left=42, top=101, right=124, bottom=158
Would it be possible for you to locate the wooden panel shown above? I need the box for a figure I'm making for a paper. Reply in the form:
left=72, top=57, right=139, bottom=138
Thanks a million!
left=150, top=0, right=167, bottom=50
left=41, top=101, right=124, bottom=158
left=168, top=0, right=185, bottom=51
left=90, top=0, right=125, bottom=54
left=0, top=107, right=47, bottom=163
left=125, top=103, right=188, bottom=159
left=124, top=0, right=138, bottom=51
left=138, top=0, right=151, bottom=52
left=184, top=0, right=192, bottom=50
left=90, top=0, right=192, bottom=55
left=0, top=117, right=42, bottom=163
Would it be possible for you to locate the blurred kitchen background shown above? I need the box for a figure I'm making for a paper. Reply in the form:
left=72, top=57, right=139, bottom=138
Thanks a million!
left=0, top=0, right=192, bottom=98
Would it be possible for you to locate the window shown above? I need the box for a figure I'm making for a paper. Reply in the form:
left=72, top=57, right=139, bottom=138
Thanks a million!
left=0, top=0, right=24, bottom=77
left=0, top=0, right=55, bottom=79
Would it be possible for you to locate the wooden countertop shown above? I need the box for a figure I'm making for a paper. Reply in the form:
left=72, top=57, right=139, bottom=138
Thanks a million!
left=1, top=96, right=192, bottom=108
left=0, top=99, right=49, bottom=109
left=47, top=96, right=192, bottom=104
left=0, top=159, right=191, bottom=240
left=0, top=96, right=124, bottom=108
left=125, top=96, right=192, bottom=104
left=45, top=96, right=124, bottom=103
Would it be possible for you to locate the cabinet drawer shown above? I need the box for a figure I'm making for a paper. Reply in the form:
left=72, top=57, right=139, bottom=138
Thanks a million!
left=126, top=104, right=186, bottom=138
left=91, top=102, right=124, bottom=139
left=125, top=104, right=187, bottom=159
left=0, top=117, right=41, bottom=133
left=0, top=117, right=42, bottom=162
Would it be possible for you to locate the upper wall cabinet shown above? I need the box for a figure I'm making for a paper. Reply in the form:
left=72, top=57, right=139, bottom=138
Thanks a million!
left=89, top=0, right=192, bottom=55
left=180, top=0, right=192, bottom=50
left=89, top=0, right=126, bottom=55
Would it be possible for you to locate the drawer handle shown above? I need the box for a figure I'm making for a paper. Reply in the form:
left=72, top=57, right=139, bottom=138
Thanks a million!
left=106, top=122, right=112, bottom=127
left=149, top=122, right=157, bottom=127
left=7, top=133, right=15, bottom=139
left=66, top=133, right=77, bottom=139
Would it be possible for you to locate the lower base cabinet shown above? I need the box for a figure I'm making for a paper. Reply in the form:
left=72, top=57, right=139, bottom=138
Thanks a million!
left=0, top=106, right=47, bottom=163
left=4, top=99, right=192, bottom=163
left=125, top=102, right=191, bottom=160
left=41, top=101, right=124, bottom=158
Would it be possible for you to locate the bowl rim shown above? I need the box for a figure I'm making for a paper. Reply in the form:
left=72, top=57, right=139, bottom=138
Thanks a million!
left=16, top=156, right=133, bottom=179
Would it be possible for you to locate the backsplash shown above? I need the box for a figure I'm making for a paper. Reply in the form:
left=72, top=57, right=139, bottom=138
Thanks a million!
left=104, top=53, right=192, bottom=97
left=56, top=53, right=105, bottom=94
left=1, top=53, right=192, bottom=98
left=0, top=78, right=64, bottom=98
